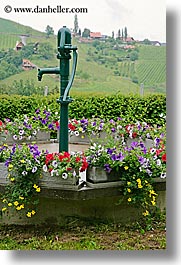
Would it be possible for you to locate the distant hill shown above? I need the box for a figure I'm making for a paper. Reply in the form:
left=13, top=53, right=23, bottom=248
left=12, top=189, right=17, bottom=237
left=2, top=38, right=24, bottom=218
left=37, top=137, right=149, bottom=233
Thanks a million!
left=0, top=17, right=44, bottom=35
left=0, top=18, right=166, bottom=95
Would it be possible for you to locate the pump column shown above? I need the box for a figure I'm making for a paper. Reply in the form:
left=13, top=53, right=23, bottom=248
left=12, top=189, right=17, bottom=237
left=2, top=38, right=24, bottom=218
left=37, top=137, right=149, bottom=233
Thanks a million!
left=59, top=53, right=71, bottom=152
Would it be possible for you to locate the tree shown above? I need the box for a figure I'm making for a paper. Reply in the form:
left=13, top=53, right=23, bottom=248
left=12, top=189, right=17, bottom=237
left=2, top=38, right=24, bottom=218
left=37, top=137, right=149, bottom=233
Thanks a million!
left=130, top=51, right=138, bottom=61
left=82, top=28, right=90, bottom=38
left=117, top=29, right=121, bottom=39
left=45, top=25, right=54, bottom=38
left=124, top=27, right=128, bottom=41
left=78, top=29, right=81, bottom=36
left=21, top=44, right=34, bottom=58
left=112, top=31, right=114, bottom=39
left=143, top=38, right=151, bottom=45
left=74, top=14, right=79, bottom=34
left=122, top=29, right=124, bottom=40
left=38, top=42, right=54, bottom=60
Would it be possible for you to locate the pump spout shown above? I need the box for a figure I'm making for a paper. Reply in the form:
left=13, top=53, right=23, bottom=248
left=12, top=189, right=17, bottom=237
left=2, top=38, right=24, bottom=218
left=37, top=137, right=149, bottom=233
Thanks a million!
left=38, top=67, right=60, bottom=81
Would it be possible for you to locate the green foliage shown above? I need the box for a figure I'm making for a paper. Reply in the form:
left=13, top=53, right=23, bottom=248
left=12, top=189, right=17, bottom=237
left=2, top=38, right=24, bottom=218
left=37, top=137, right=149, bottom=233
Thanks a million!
left=130, top=51, right=138, bottom=61
left=38, top=42, right=54, bottom=60
left=45, top=25, right=54, bottom=38
left=82, top=28, right=90, bottom=38
left=1, top=144, right=46, bottom=218
left=0, top=94, right=166, bottom=126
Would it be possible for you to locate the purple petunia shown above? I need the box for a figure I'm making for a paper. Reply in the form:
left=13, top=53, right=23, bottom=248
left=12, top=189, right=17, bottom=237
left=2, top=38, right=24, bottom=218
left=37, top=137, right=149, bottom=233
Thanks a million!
left=104, top=163, right=112, bottom=173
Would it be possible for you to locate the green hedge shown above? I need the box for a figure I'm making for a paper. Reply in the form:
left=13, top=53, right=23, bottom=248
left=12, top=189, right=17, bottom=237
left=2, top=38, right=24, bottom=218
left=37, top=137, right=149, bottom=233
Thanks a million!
left=0, top=94, right=166, bottom=125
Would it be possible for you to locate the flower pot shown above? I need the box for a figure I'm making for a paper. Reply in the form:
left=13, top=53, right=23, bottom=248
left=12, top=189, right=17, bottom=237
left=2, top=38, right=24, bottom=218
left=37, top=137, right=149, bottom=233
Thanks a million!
left=86, top=166, right=121, bottom=184
left=0, top=162, right=9, bottom=186
left=0, top=131, right=50, bottom=144
left=34, top=131, right=51, bottom=142
left=41, top=168, right=83, bottom=190
left=69, top=133, right=90, bottom=144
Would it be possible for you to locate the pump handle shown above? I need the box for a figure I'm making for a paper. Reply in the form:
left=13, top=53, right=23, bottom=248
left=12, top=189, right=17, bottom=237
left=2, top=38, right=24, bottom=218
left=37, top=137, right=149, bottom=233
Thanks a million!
left=63, top=49, right=78, bottom=101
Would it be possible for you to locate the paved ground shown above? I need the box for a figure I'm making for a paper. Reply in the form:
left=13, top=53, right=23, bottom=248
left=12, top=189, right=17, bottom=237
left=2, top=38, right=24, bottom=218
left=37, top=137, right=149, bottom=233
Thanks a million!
left=37, top=142, right=89, bottom=153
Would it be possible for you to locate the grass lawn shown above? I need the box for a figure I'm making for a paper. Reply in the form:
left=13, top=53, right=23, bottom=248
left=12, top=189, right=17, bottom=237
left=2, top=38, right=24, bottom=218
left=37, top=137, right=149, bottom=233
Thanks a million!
left=0, top=213, right=166, bottom=250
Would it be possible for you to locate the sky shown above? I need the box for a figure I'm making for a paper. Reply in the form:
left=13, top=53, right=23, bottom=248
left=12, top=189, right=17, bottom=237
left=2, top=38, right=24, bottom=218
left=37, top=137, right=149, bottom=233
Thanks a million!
left=0, top=0, right=166, bottom=42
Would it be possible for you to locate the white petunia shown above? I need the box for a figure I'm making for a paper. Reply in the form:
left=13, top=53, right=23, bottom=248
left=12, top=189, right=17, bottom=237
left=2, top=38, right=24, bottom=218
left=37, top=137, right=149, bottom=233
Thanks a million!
left=13, top=135, right=18, bottom=140
left=160, top=172, right=166, bottom=179
left=52, top=160, right=58, bottom=168
left=62, top=172, right=68, bottom=179
left=19, top=129, right=24, bottom=136
left=22, top=171, right=28, bottom=176
left=32, top=166, right=38, bottom=173
left=72, top=170, right=77, bottom=177
left=156, top=159, right=161, bottom=166
left=74, top=131, right=79, bottom=136
left=42, top=164, right=48, bottom=172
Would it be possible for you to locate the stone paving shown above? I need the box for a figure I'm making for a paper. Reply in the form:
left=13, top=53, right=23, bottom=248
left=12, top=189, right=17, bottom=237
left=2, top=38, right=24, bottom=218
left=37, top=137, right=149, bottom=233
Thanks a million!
left=37, top=142, right=89, bottom=153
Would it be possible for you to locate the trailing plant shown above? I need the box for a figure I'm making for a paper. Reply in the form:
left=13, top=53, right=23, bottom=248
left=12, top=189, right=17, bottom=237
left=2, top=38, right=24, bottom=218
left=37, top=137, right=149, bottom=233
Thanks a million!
left=85, top=130, right=166, bottom=218
left=1, top=144, right=46, bottom=218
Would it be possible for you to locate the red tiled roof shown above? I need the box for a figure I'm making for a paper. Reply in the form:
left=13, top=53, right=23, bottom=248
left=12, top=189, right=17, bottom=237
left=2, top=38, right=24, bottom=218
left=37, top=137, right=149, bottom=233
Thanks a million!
left=90, top=32, right=102, bottom=38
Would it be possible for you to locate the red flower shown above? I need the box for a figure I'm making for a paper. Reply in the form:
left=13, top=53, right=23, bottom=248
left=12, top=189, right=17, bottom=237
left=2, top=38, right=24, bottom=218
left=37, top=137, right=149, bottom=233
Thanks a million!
left=68, top=123, right=76, bottom=131
left=58, top=152, right=70, bottom=162
left=80, top=158, right=88, bottom=172
left=161, top=153, right=166, bottom=162
left=66, top=167, right=73, bottom=171
left=132, top=132, right=137, bottom=138
left=75, top=156, right=81, bottom=163
left=55, top=121, right=59, bottom=128
left=45, top=153, right=54, bottom=165
left=156, top=149, right=163, bottom=156
left=0, top=120, right=3, bottom=126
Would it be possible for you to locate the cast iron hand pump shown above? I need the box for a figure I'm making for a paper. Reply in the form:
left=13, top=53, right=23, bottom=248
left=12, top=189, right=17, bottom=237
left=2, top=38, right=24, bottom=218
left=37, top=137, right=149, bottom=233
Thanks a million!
left=38, top=26, right=78, bottom=152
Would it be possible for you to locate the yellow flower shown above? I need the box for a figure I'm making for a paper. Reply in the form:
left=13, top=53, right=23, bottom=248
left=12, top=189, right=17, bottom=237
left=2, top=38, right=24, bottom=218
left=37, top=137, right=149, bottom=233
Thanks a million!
left=8, top=164, right=13, bottom=171
left=2, top=199, right=7, bottom=203
left=14, top=201, right=19, bottom=206
left=138, top=184, right=143, bottom=189
left=79, top=127, right=83, bottom=132
left=136, top=178, right=141, bottom=183
left=31, top=210, right=36, bottom=215
left=26, top=212, right=32, bottom=218
left=36, top=187, right=41, bottom=192
left=20, top=159, right=26, bottom=163
left=127, top=182, right=131, bottom=185
left=151, top=200, right=156, bottom=206
left=8, top=203, right=12, bottom=207
left=127, top=188, right=131, bottom=193
left=152, top=196, right=156, bottom=201
left=128, top=197, right=132, bottom=202
left=2, top=207, right=7, bottom=212
left=145, top=180, right=148, bottom=184
left=16, top=204, right=24, bottom=211
left=124, top=166, right=129, bottom=170
left=19, top=196, right=24, bottom=200
left=10, top=177, right=15, bottom=182
left=81, top=135, right=85, bottom=139
left=3, top=144, right=8, bottom=147
left=149, top=190, right=157, bottom=197
left=143, top=210, right=149, bottom=216
left=33, top=184, right=38, bottom=189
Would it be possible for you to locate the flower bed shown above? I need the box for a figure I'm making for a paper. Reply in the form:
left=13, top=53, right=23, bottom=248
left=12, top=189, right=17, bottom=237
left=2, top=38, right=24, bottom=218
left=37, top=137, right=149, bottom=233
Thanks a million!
left=0, top=112, right=166, bottom=222
left=0, top=107, right=59, bottom=144
left=0, top=144, right=88, bottom=219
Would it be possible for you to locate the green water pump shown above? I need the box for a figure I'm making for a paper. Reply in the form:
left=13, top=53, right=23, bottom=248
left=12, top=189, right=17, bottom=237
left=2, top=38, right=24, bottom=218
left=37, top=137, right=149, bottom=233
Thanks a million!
left=38, top=26, right=78, bottom=152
